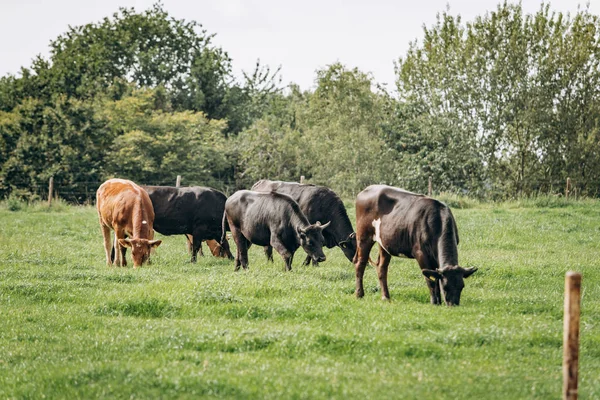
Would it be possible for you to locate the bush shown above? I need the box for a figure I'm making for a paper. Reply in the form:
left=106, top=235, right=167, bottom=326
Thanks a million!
left=6, top=194, right=24, bottom=211
left=435, top=192, right=481, bottom=209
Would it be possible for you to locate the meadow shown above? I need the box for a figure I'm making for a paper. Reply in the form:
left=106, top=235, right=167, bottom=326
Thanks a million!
left=0, top=198, right=599, bottom=399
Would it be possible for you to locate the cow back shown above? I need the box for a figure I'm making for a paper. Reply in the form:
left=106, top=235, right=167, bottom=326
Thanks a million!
left=97, top=178, right=154, bottom=239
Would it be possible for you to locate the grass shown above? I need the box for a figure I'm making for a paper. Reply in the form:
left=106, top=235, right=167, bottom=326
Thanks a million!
left=1, top=200, right=599, bottom=399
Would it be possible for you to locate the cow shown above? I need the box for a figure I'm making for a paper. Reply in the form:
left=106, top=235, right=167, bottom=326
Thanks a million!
left=142, top=186, right=233, bottom=262
left=96, top=178, right=162, bottom=267
left=353, top=185, right=477, bottom=306
left=251, top=179, right=356, bottom=266
left=223, top=190, right=330, bottom=271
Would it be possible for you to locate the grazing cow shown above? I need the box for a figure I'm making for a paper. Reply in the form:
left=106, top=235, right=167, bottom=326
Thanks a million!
left=96, top=178, right=162, bottom=267
left=223, top=190, right=330, bottom=271
left=143, top=186, right=233, bottom=262
left=251, top=179, right=357, bottom=266
left=353, top=185, right=477, bottom=305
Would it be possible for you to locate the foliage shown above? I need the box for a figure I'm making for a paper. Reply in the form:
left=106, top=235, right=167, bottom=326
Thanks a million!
left=237, top=64, right=391, bottom=196
left=0, top=4, right=280, bottom=200
left=5, top=194, right=23, bottom=211
left=100, top=88, right=232, bottom=188
left=396, top=2, right=600, bottom=197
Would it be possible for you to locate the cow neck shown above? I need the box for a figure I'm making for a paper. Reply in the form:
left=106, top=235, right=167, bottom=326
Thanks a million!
left=132, top=202, right=152, bottom=239
left=330, top=204, right=353, bottom=240
left=437, top=215, right=459, bottom=268
left=290, top=211, right=310, bottom=234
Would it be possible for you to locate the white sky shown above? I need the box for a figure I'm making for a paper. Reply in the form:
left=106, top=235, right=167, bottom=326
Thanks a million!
left=1, top=0, right=598, bottom=91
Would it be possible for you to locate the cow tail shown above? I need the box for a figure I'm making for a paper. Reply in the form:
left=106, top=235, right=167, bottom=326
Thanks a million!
left=220, top=211, right=229, bottom=245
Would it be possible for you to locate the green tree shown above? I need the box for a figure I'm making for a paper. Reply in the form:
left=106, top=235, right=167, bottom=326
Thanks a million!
left=100, top=88, right=232, bottom=190
left=396, top=2, right=600, bottom=197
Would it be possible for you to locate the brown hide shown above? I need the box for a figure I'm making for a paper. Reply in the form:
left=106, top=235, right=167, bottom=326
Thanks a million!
left=353, top=185, right=476, bottom=305
left=96, top=179, right=161, bottom=267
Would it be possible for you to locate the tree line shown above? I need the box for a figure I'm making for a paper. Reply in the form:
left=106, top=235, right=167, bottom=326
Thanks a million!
left=1, top=2, right=599, bottom=201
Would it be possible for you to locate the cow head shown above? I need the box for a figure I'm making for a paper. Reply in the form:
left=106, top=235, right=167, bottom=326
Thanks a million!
left=338, top=232, right=357, bottom=262
left=118, top=238, right=162, bottom=267
left=422, top=266, right=477, bottom=306
left=297, top=221, right=331, bottom=263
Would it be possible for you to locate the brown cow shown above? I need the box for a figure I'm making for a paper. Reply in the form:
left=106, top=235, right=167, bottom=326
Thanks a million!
left=96, top=178, right=162, bottom=267
left=354, top=185, right=476, bottom=305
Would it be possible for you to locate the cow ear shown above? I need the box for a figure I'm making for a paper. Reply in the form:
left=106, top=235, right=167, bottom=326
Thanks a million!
left=119, top=239, right=132, bottom=248
left=422, top=269, right=442, bottom=281
left=461, top=267, right=478, bottom=278
left=149, top=240, right=162, bottom=248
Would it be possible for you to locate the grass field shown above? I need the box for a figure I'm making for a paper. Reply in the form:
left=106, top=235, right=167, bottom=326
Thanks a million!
left=1, top=199, right=599, bottom=399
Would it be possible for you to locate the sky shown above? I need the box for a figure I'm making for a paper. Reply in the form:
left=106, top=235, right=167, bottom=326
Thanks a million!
left=1, top=0, right=598, bottom=91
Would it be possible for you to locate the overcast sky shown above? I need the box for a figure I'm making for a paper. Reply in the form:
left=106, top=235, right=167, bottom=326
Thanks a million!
left=1, top=0, right=598, bottom=91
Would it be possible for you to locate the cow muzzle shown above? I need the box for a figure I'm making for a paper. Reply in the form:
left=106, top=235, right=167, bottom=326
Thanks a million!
left=314, top=255, right=326, bottom=263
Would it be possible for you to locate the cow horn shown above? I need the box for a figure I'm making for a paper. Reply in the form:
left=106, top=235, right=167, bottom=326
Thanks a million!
left=319, top=221, right=331, bottom=229
left=462, top=266, right=478, bottom=278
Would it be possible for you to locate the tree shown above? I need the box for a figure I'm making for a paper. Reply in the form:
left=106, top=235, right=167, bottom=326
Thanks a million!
left=395, top=2, right=600, bottom=197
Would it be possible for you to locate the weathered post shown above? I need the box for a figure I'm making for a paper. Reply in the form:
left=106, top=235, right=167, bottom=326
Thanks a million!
left=428, top=176, right=432, bottom=197
left=565, top=177, right=571, bottom=200
left=563, top=271, right=582, bottom=400
left=48, top=176, right=54, bottom=207
left=176, top=175, right=181, bottom=188
left=300, top=175, right=305, bottom=184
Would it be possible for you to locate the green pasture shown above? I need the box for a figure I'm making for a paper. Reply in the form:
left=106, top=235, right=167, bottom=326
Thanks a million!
left=0, top=199, right=599, bottom=399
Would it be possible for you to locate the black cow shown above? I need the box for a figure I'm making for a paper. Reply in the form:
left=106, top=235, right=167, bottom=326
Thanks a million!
left=353, top=185, right=477, bottom=306
left=251, top=179, right=356, bottom=266
left=223, top=190, right=330, bottom=271
left=143, top=186, right=233, bottom=262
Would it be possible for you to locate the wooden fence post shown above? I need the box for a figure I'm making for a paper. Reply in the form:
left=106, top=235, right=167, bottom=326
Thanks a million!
left=428, top=176, right=432, bottom=197
left=300, top=175, right=305, bottom=184
left=48, top=176, right=54, bottom=207
left=566, top=177, right=571, bottom=200
left=176, top=175, right=181, bottom=188
left=563, top=271, right=582, bottom=400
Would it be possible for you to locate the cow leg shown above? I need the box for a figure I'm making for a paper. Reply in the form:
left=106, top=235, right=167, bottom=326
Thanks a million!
left=186, top=234, right=204, bottom=261
left=230, top=227, right=249, bottom=271
left=101, top=224, right=112, bottom=266
left=377, top=246, right=392, bottom=300
left=271, top=238, right=293, bottom=271
left=186, top=234, right=193, bottom=255
left=264, top=246, right=274, bottom=262
left=120, top=243, right=127, bottom=267
left=113, top=229, right=126, bottom=267
left=414, top=250, right=441, bottom=305
left=220, top=238, right=234, bottom=260
left=240, top=239, right=251, bottom=270
left=301, top=255, right=313, bottom=267
left=354, top=238, right=375, bottom=298
left=191, top=236, right=203, bottom=263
